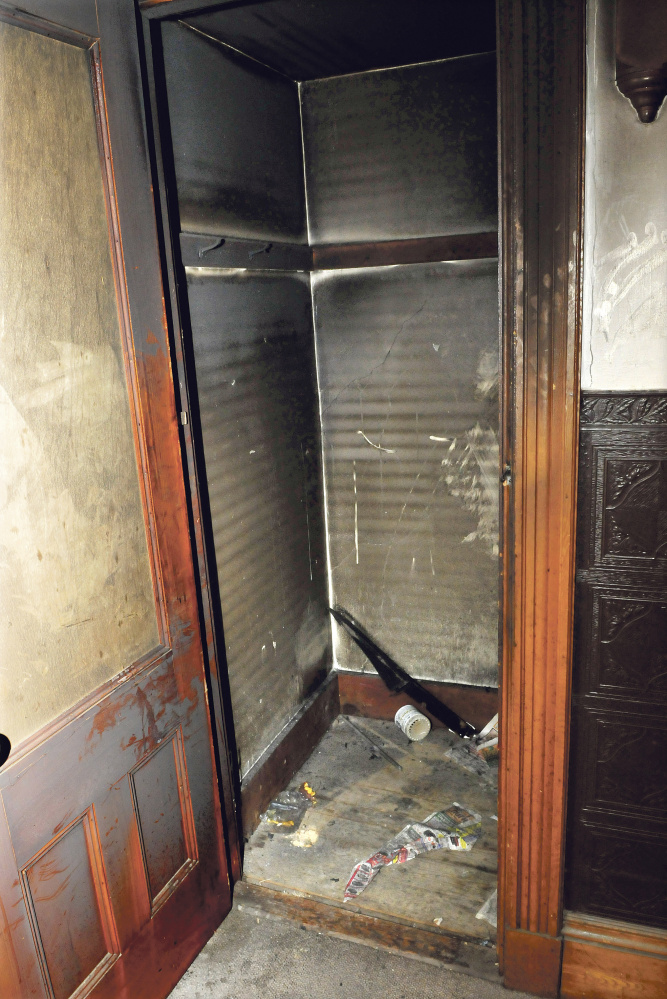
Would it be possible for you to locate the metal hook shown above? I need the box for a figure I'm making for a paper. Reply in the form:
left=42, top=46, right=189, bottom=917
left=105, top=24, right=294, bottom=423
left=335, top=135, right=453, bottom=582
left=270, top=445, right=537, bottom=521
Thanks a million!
left=248, top=242, right=273, bottom=260
left=198, top=237, right=225, bottom=259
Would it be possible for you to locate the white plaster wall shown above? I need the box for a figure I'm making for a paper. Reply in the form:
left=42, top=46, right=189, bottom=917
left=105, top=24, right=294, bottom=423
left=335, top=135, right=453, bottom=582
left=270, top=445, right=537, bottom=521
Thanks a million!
left=582, top=0, right=667, bottom=390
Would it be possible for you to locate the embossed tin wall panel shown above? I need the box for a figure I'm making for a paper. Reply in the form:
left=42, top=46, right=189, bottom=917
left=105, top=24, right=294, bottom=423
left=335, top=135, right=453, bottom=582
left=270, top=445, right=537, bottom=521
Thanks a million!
left=185, top=269, right=330, bottom=775
left=0, top=22, right=158, bottom=747
left=185, top=0, right=496, bottom=82
left=313, top=259, right=499, bottom=685
left=161, top=21, right=307, bottom=243
left=566, top=392, right=667, bottom=928
left=301, top=55, right=497, bottom=244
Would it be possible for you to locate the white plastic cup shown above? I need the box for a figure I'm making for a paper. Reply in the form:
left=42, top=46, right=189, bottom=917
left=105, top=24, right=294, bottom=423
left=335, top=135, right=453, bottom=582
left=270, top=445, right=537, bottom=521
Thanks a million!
left=394, top=705, right=431, bottom=741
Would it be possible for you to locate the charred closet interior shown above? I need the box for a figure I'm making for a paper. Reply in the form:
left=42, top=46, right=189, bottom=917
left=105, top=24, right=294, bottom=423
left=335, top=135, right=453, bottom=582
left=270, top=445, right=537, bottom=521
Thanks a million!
left=151, top=0, right=499, bottom=956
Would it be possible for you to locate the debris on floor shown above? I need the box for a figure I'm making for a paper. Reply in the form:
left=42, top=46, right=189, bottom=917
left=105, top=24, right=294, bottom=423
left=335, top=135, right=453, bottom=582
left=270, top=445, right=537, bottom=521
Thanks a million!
left=476, top=888, right=498, bottom=928
left=394, top=704, right=431, bottom=741
left=342, top=715, right=403, bottom=769
left=344, top=803, right=482, bottom=900
left=329, top=606, right=477, bottom=738
left=262, top=784, right=316, bottom=831
left=471, top=713, right=499, bottom=760
left=446, top=742, right=494, bottom=781
left=289, top=825, right=319, bottom=848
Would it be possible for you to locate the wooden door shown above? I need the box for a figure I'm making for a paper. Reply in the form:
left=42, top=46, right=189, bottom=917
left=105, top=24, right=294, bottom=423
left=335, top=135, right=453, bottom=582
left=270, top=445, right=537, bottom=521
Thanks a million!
left=0, top=2, right=232, bottom=998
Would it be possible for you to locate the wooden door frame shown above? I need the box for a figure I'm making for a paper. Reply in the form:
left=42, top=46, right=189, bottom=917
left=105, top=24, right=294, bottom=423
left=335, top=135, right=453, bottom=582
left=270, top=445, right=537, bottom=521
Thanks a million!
left=497, top=0, right=585, bottom=994
left=136, top=0, right=587, bottom=992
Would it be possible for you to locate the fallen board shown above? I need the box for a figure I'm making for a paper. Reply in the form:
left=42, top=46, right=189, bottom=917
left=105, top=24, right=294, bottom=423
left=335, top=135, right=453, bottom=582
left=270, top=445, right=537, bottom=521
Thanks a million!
left=243, top=717, right=498, bottom=941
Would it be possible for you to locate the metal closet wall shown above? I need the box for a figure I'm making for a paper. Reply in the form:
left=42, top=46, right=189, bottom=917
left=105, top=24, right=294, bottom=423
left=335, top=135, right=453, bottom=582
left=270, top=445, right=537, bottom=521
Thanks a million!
left=304, top=54, right=500, bottom=686
left=159, top=18, right=499, bottom=777
left=160, top=21, right=330, bottom=778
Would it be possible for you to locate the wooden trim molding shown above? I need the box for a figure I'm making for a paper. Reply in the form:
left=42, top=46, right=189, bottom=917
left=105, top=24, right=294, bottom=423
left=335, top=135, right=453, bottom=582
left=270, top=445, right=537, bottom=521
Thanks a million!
left=312, top=232, right=498, bottom=270
left=235, top=881, right=502, bottom=982
left=497, top=0, right=585, bottom=994
left=337, top=671, right=497, bottom=734
left=561, top=912, right=667, bottom=999
left=140, top=12, right=244, bottom=883
left=240, top=672, right=339, bottom=840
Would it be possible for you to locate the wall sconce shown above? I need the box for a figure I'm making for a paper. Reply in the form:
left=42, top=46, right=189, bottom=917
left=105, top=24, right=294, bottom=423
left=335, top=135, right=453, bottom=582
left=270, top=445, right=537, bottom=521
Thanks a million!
left=616, top=0, right=667, bottom=122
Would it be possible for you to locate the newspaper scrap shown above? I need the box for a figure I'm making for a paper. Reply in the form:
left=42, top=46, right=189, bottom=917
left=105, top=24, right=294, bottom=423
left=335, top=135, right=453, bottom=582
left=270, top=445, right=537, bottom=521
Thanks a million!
left=262, top=783, right=316, bottom=831
left=344, top=803, right=482, bottom=900
left=445, top=741, right=494, bottom=780
left=476, top=887, right=498, bottom=928
left=470, top=713, right=499, bottom=760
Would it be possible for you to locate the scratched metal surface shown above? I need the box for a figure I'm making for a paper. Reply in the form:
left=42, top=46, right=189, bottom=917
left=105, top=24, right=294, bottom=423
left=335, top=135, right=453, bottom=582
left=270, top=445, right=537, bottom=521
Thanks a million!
left=0, top=22, right=159, bottom=746
left=184, top=0, right=496, bottom=82
left=161, top=20, right=307, bottom=242
left=313, top=260, right=499, bottom=685
left=301, top=55, right=497, bottom=244
left=185, top=268, right=331, bottom=776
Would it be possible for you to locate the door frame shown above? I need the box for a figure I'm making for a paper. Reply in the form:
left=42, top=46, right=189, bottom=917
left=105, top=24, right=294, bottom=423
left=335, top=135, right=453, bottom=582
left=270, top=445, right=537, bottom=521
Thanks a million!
left=137, top=0, right=587, bottom=992
left=497, top=1, right=585, bottom=994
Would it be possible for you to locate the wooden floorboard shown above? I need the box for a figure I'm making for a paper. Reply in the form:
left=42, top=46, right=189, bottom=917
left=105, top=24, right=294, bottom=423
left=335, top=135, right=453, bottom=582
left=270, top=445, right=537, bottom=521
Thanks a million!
left=243, top=717, right=498, bottom=943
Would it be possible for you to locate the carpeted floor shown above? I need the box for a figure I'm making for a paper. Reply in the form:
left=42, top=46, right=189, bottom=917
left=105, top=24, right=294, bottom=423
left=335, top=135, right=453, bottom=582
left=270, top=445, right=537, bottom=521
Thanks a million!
left=168, top=902, right=536, bottom=999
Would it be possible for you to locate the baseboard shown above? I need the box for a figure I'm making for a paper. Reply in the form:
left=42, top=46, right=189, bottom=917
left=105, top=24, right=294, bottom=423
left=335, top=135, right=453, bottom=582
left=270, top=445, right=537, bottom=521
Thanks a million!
left=560, top=912, right=667, bottom=999
left=234, top=881, right=501, bottom=982
left=503, top=928, right=562, bottom=998
left=337, top=671, right=497, bottom=733
left=240, top=671, right=339, bottom=840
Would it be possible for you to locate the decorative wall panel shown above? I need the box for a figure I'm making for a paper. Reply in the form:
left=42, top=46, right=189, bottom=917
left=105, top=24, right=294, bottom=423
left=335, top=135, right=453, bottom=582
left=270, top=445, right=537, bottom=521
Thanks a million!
left=566, top=392, right=667, bottom=928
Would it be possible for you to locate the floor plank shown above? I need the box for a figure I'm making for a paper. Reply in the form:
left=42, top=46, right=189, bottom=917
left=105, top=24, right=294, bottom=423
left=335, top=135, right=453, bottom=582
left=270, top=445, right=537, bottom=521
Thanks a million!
left=243, top=716, right=498, bottom=941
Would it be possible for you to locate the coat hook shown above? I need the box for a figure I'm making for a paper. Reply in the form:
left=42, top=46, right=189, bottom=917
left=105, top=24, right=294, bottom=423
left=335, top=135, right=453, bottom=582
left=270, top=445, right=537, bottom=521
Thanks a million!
left=248, top=242, right=272, bottom=260
left=198, top=237, right=225, bottom=259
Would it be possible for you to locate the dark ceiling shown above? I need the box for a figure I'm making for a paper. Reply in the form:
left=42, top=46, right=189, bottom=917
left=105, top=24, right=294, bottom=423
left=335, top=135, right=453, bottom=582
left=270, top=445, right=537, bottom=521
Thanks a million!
left=182, top=0, right=496, bottom=82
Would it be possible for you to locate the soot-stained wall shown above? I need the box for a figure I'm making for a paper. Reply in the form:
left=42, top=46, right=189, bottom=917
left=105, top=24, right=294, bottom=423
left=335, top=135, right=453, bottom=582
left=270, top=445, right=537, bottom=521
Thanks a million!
left=161, top=21, right=307, bottom=243
left=185, top=270, right=329, bottom=776
left=301, top=54, right=497, bottom=244
left=307, top=56, right=499, bottom=685
left=162, top=27, right=328, bottom=776
left=582, top=0, right=667, bottom=390
left=313, top=261, right=499, bottom=685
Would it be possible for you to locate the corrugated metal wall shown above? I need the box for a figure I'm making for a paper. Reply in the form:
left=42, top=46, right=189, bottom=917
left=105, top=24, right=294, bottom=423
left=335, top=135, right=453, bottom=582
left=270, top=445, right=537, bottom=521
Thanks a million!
left=301, top=54, right=497, bottom=244
left=161, top=21, right=307, bottom=242
left=306, top=57, right=499, bottom=685
left=161, top=25, right=499, bottom=769
left=313, top=261, right=499, bottom=684
left=162, top=26, right=329, bottom=776
left=185, top=271, right=329, bottom=775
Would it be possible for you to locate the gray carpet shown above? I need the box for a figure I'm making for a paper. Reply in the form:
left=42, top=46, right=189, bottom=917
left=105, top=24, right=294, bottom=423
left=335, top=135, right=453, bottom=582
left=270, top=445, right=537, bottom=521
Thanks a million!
left=168, top=902, right=535, bottom=999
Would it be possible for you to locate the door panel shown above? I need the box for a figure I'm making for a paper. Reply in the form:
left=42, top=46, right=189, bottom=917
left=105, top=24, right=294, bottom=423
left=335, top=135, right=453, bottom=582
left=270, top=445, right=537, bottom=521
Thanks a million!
left=0, top=2, right=231, bottom=997
left=0, top=17, right=159, bottom=743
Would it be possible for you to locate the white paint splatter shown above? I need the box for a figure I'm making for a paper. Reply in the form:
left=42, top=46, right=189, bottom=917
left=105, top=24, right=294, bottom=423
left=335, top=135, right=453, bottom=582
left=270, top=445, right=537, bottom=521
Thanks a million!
left=353, top=461, right=359, bottom=565
left=357, top=430, right=394, bottom=453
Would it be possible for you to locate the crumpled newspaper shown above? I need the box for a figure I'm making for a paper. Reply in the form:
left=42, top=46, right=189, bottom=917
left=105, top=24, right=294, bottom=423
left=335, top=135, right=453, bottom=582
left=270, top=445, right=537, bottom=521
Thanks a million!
left=344, top=802, right=482, bottom=900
